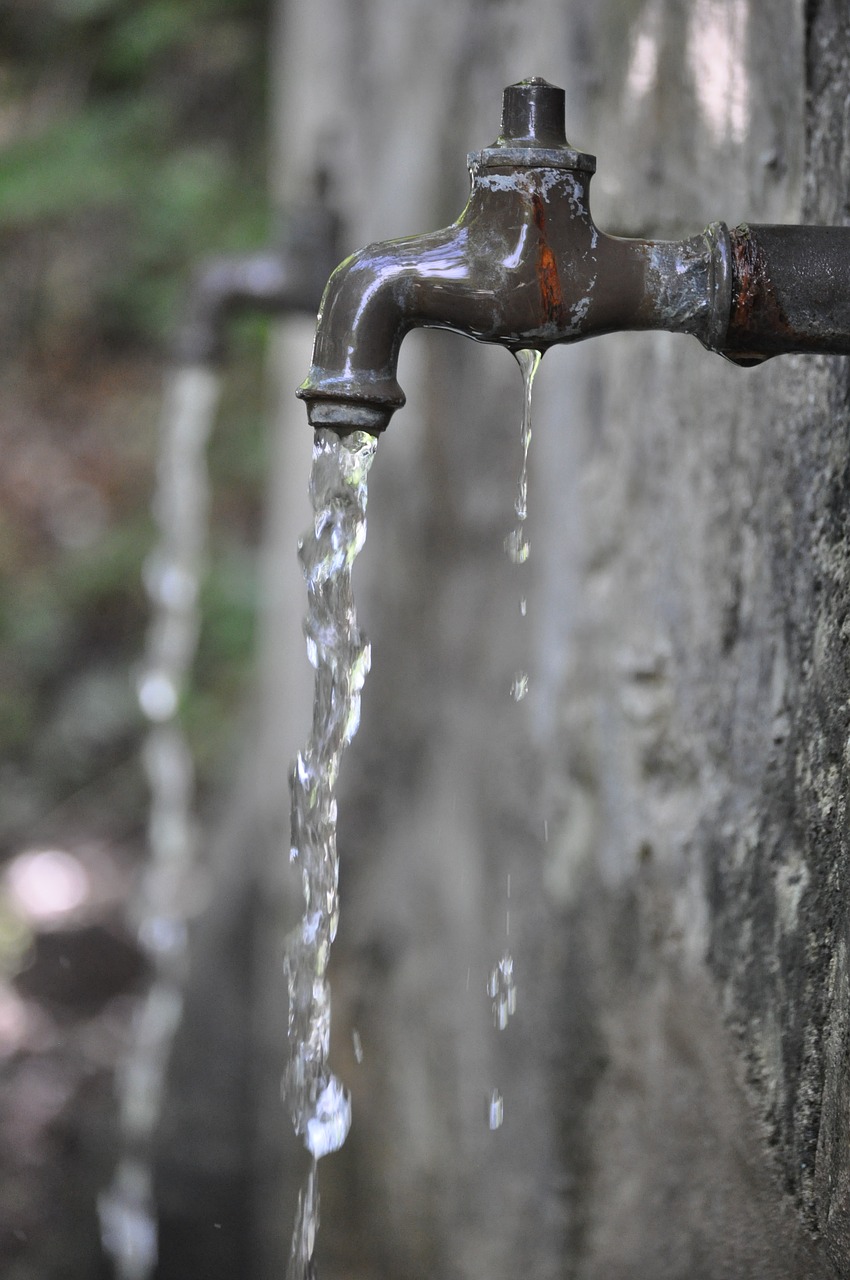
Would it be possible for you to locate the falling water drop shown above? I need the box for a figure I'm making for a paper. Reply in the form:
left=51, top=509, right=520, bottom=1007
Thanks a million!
left=102, top=364, right=221, bottom=1280
left=488, top=950, right=517, bottom=1030
left=287, top=1160, right=319, bottom=1280
left=510, top=671, right=529, bottom=702
left=488, top=1088, right=504, bottom=1130
left=504, top=528, right=530, bottom=564
left=306, top=1077, right=352, bottom=1160
left=137, top=670, right=179, bottom=722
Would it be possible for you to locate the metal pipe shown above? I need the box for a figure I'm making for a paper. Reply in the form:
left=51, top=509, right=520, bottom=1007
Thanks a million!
left=297, top=78, right=850, bottom=434
left=723, top=223, right=850, bottom=365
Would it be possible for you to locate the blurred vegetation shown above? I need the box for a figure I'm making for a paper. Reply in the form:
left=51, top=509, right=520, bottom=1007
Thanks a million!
left=0, top=0, right=275, bottom=853
left=0, top=0, right=271, bottom=347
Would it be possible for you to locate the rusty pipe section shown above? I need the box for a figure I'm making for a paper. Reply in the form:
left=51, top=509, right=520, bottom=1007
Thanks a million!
left=722, top=223, right=850, bottom=365
left=176, top=202, right=340, bottom=365
left=298, top=78, right=850, bottom=435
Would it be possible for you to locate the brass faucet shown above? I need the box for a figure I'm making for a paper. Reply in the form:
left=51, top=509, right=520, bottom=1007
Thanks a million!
left=298, top=78, right=850, bottom=435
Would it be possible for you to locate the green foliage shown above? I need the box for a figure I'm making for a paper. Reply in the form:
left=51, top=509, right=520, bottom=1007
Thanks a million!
left=98, top=3, right=199, bottom=80
left=184, top=542, right=258, bottom=773
left=0, top=517, right=149, bottom=764
left=0, top=105, right=155, bottom=226
left=0, top=0, right=275, bottom=828
left=0, top=0, right=271, bottom=347
left=187, top=360, right=268, bottom=773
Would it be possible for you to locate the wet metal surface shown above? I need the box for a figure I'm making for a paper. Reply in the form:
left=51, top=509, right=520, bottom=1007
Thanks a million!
left=297, top=80, right=734, bottom=433
left=723, top=223, right=850, bottom=364
left=249, top=3, right=850, bottom=1275
left=299, top=77, right=850, bottom=436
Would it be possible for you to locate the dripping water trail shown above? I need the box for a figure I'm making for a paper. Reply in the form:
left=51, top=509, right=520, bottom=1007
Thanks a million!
left=283, top=428, right=378, bottom=1280
left=488, top=350, right=541, bottom=1130
left=507, top=349, right=541, bottom=705
left=505, top=348, right=541, bottom=570
left=99, top=364, right=221, bottom=1280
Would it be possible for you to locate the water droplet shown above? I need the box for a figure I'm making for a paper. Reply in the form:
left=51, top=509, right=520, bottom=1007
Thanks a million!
left=352, top=1029, right=363, bottom=1063
left=504, top=529, right=530, bottom=564
left=306, top=1077, right=352, bottom=1160
left=287, top=1162, right=319, bottom=1280
left=137, top=670, right=179, bottom=722
left=519, top=596, right=527, bottom=617
left=145, top=559, right=198, bottom=611
left=302, top=912, right=322, bottom=945
left=488, top=949, right=517, bottom=1029
left=488, top=1088, right=504, bottom=1130
left=511, top=671, right=529, bottom=701
left=98, top=1159, right=159, bottom=1276
left=138, top=915, right=187, bottom=958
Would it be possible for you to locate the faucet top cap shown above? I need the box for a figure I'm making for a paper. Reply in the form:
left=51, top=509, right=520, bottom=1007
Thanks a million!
left=470, top=78, right=596, bottom=172
left=501, top=79, right=567, bottom=146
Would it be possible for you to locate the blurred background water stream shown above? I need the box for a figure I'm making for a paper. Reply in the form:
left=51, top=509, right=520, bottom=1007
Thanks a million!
left=0, top=3, right=274, bottom=1274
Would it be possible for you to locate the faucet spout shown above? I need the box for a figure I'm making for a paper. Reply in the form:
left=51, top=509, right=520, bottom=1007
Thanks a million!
left=298, top=78, right=850, bottom=434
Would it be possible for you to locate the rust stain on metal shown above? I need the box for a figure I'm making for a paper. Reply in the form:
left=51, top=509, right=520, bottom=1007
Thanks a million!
left=532, top=193, right=565, bottom=326
left=724, top=225, right=795, bottom=364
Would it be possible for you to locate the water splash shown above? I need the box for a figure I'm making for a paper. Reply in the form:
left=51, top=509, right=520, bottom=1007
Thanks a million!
left=283, top=428, right=378, bottom=1280
left=99, top=365, right=221, bottom=1280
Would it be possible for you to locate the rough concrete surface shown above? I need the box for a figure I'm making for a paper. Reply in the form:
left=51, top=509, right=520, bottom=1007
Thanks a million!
left=161, top=2, right=850, bottom=1277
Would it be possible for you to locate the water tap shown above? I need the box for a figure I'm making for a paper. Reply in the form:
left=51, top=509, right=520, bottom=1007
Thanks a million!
left=298, top=78, right=850, bottom=434
left=176, top=198, right=341, bottom=365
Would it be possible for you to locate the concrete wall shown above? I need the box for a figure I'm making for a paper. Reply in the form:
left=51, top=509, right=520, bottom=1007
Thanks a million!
left=168, top=2, right=850, bottom=1277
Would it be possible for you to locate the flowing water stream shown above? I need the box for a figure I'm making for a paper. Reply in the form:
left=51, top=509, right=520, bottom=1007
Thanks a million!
left=283, top=427, right=378, bottom=1280
left=283, top=356, right=541, bottom=1262
left=99, top=365, right=222, bottom=1280
left=107, top=349, right=540, bottom=1272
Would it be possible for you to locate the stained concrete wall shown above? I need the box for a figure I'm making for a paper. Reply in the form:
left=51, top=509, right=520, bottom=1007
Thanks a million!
left=162, top=2, right=850, bottom=1278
